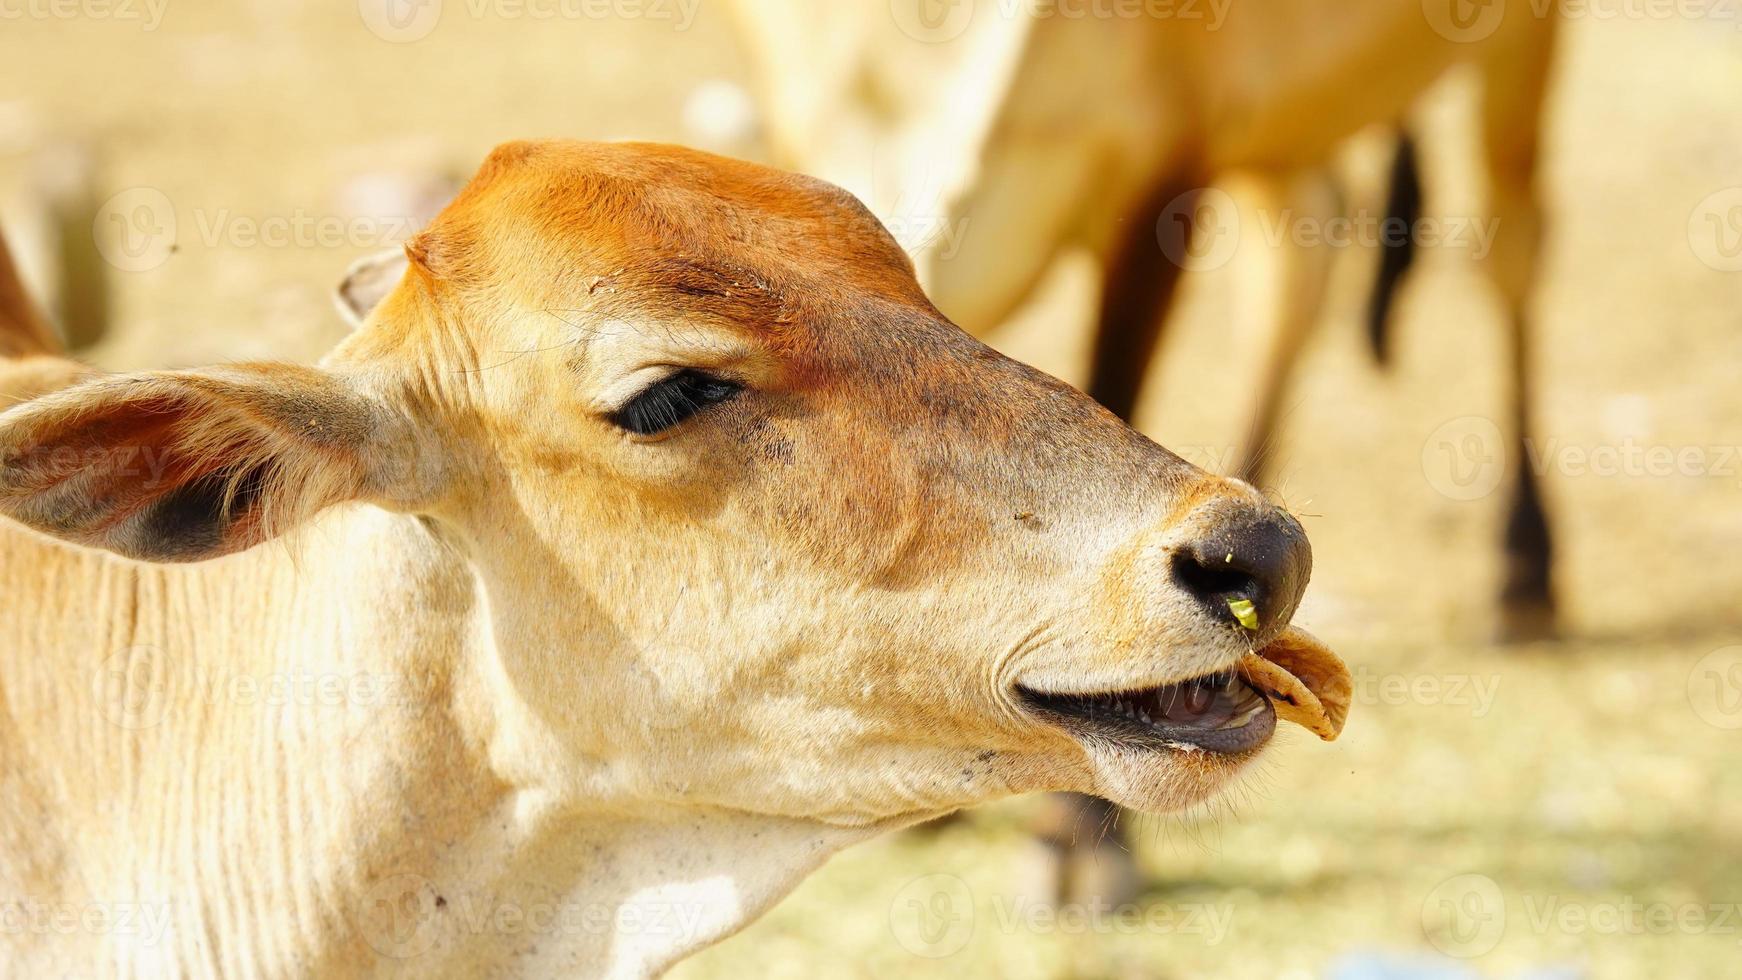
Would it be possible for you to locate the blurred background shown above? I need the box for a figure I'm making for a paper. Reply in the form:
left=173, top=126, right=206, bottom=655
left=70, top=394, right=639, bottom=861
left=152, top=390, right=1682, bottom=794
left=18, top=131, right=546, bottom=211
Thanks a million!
left=3, top=1, right=1740, bottom=977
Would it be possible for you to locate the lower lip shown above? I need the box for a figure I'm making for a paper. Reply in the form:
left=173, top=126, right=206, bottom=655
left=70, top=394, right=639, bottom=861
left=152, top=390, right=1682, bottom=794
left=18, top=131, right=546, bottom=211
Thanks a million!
left=1017, top=677, right=1278, bottom=754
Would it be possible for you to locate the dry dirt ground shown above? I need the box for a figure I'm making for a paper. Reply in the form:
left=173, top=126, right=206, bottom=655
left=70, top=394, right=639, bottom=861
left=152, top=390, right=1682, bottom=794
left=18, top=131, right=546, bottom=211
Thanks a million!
left=2, top=3, right=1740, bottom=977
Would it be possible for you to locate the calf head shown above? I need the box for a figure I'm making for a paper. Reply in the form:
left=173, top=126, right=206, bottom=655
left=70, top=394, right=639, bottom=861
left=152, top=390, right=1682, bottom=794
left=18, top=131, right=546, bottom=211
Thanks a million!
left=0, top=141, right=1346, bottom=828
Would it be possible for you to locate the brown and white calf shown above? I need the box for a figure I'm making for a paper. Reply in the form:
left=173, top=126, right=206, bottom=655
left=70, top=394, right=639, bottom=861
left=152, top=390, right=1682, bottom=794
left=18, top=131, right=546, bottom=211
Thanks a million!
left=0, top=141, right=1347, bottom=977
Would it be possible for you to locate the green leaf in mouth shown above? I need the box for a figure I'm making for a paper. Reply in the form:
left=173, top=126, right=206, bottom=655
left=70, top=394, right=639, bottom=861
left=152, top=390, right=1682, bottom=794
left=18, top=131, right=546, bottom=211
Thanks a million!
left=1228, top=597, right=1259, bottom=630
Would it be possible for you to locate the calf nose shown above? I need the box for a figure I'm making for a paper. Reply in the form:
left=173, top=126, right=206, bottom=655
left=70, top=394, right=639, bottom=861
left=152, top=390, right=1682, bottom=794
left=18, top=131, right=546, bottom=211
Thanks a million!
left=1170, top=500, right=1312, bottom=639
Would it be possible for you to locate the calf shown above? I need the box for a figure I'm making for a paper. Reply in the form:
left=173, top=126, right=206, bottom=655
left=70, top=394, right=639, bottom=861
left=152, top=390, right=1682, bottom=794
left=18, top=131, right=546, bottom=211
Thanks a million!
left=0, top=142, right=1347, bottom=977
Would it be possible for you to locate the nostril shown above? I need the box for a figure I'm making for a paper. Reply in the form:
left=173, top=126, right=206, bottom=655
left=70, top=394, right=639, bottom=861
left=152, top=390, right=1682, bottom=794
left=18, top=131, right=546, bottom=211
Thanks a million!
left=1170, top=505, right=1313, bottom=636
left=1170, top=551, right=1259, bottom=607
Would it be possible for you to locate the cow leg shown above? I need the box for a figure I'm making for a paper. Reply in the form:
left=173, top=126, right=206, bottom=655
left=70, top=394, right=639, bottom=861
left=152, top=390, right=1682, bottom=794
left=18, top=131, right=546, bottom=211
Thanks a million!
left=1027, top=792, right=1141, bottom=907
left=1479, top=21, right=1560, bottom=643
left=9, top=144, right=107, bottom=352
left=1231, top=169, right=1339, bottom=487
left=0, top=227, right=87, bottom=404
left=1085, top=181, right=1198, bottom=423
left=0, top=228, right=58, bottom=358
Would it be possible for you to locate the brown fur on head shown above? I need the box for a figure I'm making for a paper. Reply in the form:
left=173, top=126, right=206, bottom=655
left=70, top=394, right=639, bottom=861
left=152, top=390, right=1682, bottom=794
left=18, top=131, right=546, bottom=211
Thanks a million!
left=398, top=140, right=927, bottom=326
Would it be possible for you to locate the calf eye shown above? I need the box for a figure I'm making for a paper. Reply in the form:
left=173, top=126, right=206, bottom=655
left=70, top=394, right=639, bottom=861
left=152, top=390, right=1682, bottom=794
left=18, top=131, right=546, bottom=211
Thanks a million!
left=611, top=369, right=743, bottom=436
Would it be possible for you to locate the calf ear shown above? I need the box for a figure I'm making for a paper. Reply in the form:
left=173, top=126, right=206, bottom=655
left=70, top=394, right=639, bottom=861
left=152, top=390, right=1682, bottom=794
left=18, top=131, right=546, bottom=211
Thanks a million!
left=0, top=363, right=431, bottom=563
left=334, top=249, right=411, bottom=329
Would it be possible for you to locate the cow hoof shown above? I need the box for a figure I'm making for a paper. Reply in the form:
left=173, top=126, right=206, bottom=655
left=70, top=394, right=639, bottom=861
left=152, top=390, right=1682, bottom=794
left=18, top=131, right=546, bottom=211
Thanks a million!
left=1011, top=837, right=1145, bottom=909
left=1495, top=597, right=1557, bottom=645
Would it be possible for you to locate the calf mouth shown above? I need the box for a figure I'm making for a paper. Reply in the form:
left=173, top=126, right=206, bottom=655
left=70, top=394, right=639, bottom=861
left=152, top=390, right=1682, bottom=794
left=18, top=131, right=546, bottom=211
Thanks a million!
left=1017, top=670, right=1277, bottom=754
left=1016, top=626, right=1352, bottom=756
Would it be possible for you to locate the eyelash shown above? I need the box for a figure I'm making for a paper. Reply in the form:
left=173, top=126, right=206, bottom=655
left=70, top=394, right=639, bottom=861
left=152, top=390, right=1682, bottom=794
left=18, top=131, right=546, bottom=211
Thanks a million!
left=610, top=369, right=744, bottom=436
